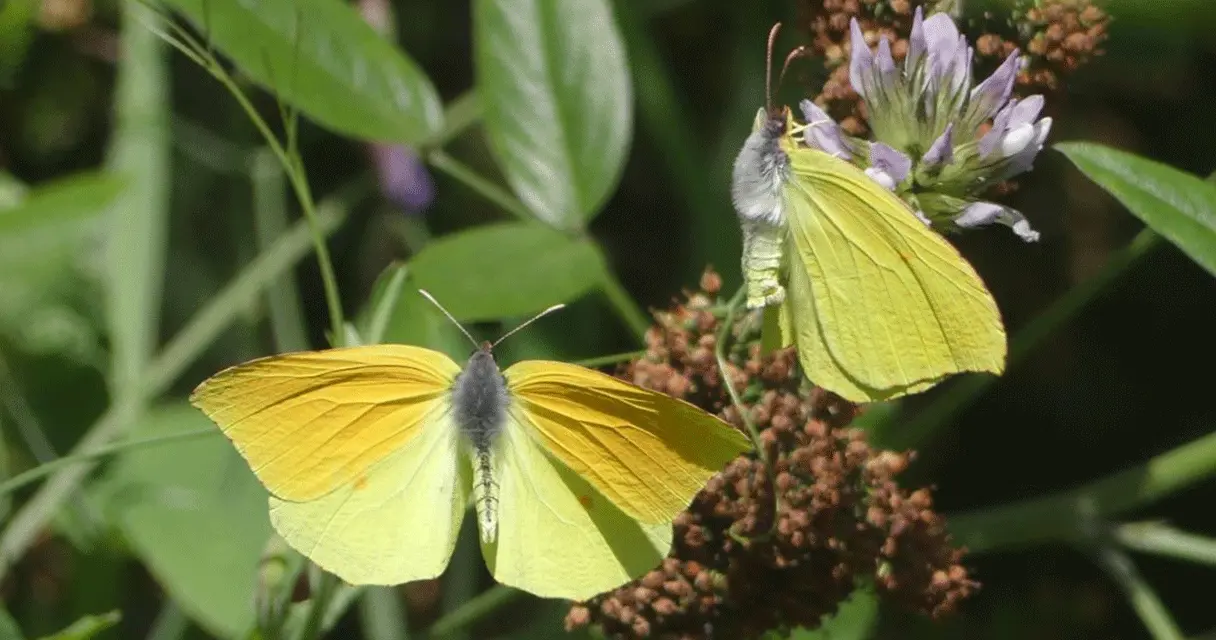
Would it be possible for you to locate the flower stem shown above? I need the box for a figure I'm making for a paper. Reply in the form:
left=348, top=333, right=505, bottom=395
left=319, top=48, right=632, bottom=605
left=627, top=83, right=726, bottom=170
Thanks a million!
left=423, top=90, right=483, bottom=149
left=715, top=286, right=765, bottom=462
left=948, top=426, right=1216, bottom=553
left=1088, top=545, right=1185, bottom=640
left=424, top=149, right=535, bottom=222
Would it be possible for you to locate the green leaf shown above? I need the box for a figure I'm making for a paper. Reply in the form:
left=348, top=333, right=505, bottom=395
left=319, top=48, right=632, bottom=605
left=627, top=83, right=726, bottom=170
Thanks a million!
left=106, top=2, right=171, bottom=399
left=0, top=171, right=122, bottom=363
left=160, top=0, right=443, bottom=143
left=35, top=611, right=121, bottom=640
left=357, top=262, right=411, bottom=346
left=0, top=171, right=123, bottom=238
left=474, top=0, right=632, bottom=228
left=1056, top=142, right=1216, bottom=277
left=94, top=404, right=271, bottom=639
left=787, top=589, right=878, bottom=639
left=407, top=222, right=606, bottom=322
left=0, top=607, right=23, bottom=640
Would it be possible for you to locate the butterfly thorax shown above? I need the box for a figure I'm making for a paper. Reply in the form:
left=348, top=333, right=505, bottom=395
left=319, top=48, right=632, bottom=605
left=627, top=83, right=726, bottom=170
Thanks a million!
left=731, top=109, right=790, bottom=227
left=452, top=342, right=508, bottom=542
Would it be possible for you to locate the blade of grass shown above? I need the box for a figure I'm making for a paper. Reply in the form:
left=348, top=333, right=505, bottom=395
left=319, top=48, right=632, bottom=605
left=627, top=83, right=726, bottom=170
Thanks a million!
left=1115, top=521, right=1216, bottom=568
left=107, top=0, right=170, bottom=401
left=0, top=203, right=346, bottom=579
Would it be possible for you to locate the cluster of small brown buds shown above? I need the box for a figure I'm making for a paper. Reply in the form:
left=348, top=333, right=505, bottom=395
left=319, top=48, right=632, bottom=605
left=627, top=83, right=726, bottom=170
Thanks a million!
left=565, top=268, right=976, bottom=639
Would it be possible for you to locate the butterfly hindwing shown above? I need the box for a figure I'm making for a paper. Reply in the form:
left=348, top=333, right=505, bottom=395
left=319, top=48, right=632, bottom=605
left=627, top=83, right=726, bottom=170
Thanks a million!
left=269, top=405, right=470, bottom=585
left=481, top=408, right=672, bottom=600
left=779, top=143, right=1007, bottom=401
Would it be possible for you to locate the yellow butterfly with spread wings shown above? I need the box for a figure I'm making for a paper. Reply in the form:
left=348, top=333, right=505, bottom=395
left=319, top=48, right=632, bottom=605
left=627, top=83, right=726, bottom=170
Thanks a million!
left=190, top=292, right=749, bottom=601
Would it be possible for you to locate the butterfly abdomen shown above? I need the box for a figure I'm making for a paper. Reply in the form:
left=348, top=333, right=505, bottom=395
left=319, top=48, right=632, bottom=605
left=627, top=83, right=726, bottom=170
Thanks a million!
left=733, top=112, right=791, bottom=309
left=452, top=346, right=508, bottom=542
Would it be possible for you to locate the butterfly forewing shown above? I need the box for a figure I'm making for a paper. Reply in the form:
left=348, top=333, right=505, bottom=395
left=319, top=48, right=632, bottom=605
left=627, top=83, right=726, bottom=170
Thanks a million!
left=501, top=360, right=751, bottom=524
left=188, top=344, right=462, bottom=501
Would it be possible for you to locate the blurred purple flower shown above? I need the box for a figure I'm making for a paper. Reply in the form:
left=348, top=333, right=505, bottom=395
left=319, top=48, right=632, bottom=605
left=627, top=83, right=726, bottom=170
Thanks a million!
left=802, top=7, right=1053, bottom=242
left=370, top=143, right=435, bottom=213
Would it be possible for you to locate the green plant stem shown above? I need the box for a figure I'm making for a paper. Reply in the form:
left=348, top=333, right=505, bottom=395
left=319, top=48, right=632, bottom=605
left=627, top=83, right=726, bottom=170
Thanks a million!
left=426, top=586, right=521, bottom=639
left=1089, top=545, right=1185, bottom=640
left=573, top=350, right=648, bottom=368
left=714, top=286, right=764, bottom=461
left=1116, top=521, right=1216, bottom=567
left=0, top=205, right=346, bottom=579
left=167, top=23, right=347, bottom=343
left=872, top=227, right=1162, bottom=450
left=424, top=149, right=534, bottom=221
left=423, top=90, right=482, bottom=149
left=600, top=270, right=652, bottom=341
left=949, top=426, right=1216, bottom=553
left=296, top=571, right=340, bottom=640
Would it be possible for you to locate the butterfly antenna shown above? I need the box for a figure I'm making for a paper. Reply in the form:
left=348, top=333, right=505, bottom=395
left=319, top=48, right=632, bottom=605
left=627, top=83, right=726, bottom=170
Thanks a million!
left=778, top=45, right=809, bottom=91
left=765, top=22, right=782, bottom=113
left=417, top=289, right=479, bottom=349
left=492, top=304, right=566, bottom=349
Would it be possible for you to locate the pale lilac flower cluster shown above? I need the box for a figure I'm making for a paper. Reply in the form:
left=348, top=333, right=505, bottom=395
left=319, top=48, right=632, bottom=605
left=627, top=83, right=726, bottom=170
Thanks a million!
left=802, top=7, right=1049, bottom=242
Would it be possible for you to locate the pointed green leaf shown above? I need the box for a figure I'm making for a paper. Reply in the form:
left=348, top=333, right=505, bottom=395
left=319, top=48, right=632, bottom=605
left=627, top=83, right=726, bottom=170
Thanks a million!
left=161, top=0, right=443, bottom=143
left=407, top=222, right=606, bottom=322
left=474, top=0, right=632, bottom=228
left=94, top=405, right=270, bottom=639
left=1057, top=142, right=1216, bottom=277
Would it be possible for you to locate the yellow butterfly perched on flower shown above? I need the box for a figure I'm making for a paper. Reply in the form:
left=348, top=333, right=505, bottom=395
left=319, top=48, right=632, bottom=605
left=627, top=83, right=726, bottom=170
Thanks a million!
left=730, top=23, right=1009, bottom=403
left=190, top=292, right=749, bottom=601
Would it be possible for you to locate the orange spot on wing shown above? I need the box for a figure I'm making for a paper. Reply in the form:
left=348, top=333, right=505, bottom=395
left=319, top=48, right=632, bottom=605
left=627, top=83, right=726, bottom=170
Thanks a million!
left=353, top=476, right=369, bottom=490
left=578, top=495, right=593, bottom=509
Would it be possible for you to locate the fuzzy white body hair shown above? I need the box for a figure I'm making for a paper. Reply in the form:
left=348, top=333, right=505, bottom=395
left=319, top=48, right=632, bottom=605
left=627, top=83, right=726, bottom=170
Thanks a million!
left=731, top=112, right=791, bottom=309
left=731, top=115, right=789, bottom=226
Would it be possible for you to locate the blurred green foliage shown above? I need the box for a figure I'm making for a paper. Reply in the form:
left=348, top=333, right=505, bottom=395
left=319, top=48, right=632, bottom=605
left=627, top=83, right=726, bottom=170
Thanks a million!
left=1, top=0, right=1215, bottom=639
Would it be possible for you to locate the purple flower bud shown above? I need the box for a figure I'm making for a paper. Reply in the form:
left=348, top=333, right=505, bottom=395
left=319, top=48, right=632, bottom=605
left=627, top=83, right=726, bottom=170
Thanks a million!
left=864, top=143, right=912, bottom=191
left=905, top=7, right=927, bottom=75
left=921, top=123, right=954, bottom=167
left=800, top=100, right=852, bottom=159
left=969, top=49, right=1020, bottom=123
left=371, top=143, right=435, bottom=213
left=954, top=201, right=1040, bottom=242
